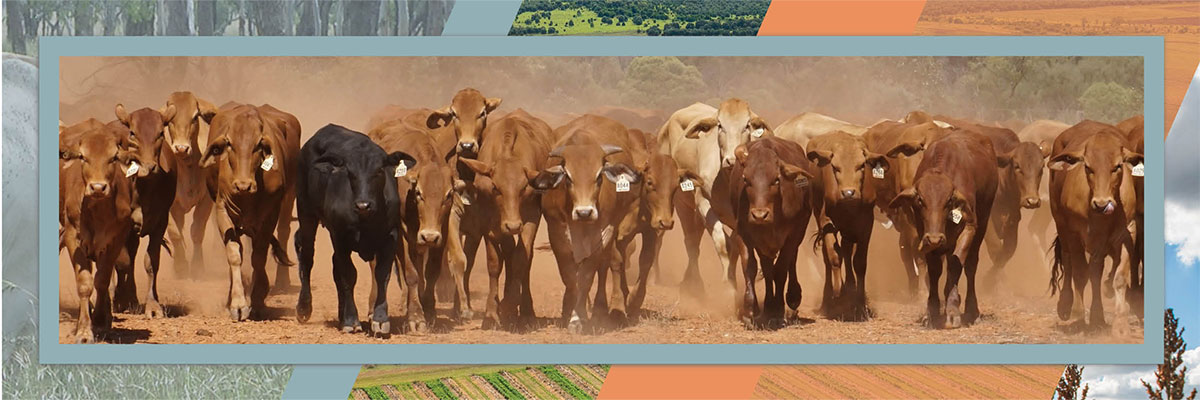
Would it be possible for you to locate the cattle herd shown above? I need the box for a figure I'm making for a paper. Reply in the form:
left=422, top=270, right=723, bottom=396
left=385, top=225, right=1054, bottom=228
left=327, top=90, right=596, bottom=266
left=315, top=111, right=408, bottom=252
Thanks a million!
left=59, top=88, right=1146, bottom=343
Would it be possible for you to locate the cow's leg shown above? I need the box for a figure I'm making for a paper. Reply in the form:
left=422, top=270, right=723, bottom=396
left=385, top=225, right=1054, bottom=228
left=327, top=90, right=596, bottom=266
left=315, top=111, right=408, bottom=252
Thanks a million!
left=1028, top=207, right=1054, bottom=271
left=144, top=233, right=166, bottom=318
left=898, top=225, right=922, bottom=299
left=442, top=209, right=472, bottom=320
left=545, top=219, right=579, bottom=328
left=676, top=197, right=706, bottom=298
left=168, top=205, right=191, bottom=277
left=649, top=230, right=665, bottom=285
left=294, top=212, right=318, bottom=323
left=924, top=253, right=944, bottom=329
left=370, top=238, right=395, bottom=337
left=953, top=225, right=980, bottom=326
left=741, top=249, right=760, bottom=327
left=421, top=246, right=443, bottom=323
left=606, top=242, right=629, bottom=328
left=819, top=224, right=842, bottom=318
left=516, top=221, right=539, bottom=329
left=216, top=204, right=250, bottom=321
left=573, top=254, right=602, bottom=334
left=1066, top=233, right=1089, bottom=325
left=248, top=236, right=271, bottom=320
left=852, top=233, right=872, bottom=321
left=189, top=196, right=214, bottom=279
left=771, top=251, right=790, bottom=327
left=628, top=230, right=659, bottom=319
left=698, top=196, right=739, bottom=313
left=837, top=238, right=857, bottom=321
left=273, top=190, right=296, bottom=293
left=481, top=236, right=505, bottom=330
left=780, top=237, right=803, bottom=318
left=943, top=254, right=964, bottom=329
left=70, top=247, right=96, bottom=343
left=113, top=232, right=140, bottom=313
left=332, top=246, right=362, bottom=333
left=396, top=233, right=425, bottom=333
left=1084, top=225, right=1112, bottom=330
left=1108, top=232, right=1134, bottom=337
left=93, top=254, right=117, bottom=337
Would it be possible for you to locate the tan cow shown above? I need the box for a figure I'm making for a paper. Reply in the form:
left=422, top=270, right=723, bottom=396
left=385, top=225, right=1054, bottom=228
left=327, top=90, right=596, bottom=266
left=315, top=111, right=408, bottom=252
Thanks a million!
left=200, top=104, right=300, bottom=321
left=59, top=122, right=143, bottom=342
left=773, top=112, right=867, bottom=150
left=161, top=92, right=220, bottom=280
left=1116, top=115, right=1145, bottom=296
left=1017, top=119, right=1072, bottom=260
left=426, top=88, right=502, bottom=158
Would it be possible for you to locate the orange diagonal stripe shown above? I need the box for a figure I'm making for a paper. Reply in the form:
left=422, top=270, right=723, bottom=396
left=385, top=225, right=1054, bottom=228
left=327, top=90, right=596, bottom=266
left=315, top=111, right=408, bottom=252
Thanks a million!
left=598, top=366, right=763, bottom=399
left=759, top=0, right=928, bottom=35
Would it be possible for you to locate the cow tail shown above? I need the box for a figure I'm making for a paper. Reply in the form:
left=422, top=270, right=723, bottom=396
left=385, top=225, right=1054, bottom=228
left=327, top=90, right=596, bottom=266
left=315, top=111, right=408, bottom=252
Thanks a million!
left=811, top=223, right=839, bottom=256
left=270, top=236, right=294, bottom=266
left=1048, top=236, right=1063, bottom=295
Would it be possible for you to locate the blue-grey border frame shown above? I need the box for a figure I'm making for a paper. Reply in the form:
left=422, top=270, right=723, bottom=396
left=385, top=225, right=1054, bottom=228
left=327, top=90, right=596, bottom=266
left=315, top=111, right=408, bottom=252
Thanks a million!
left=38, top=35, right=1165, bottom=364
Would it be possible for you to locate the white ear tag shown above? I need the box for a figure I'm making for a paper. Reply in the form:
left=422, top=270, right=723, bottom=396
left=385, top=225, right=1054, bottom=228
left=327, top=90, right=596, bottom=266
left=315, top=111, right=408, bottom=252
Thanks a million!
left=680, top=179, right=695, bottom=192
left=1131, top=162, right=1144, bottom=177
left=395, top=163, right=408, bottom=177
left=459, top=192, right=472, bottom=206
left=751, top=128, right=764, bottom=138
left=615, top=176, right=631, bottom=193
left=261, top=155, right=275, bottom=171
left=950, top=208, right=963, bottom=225
left=872, top=165, right=885, bottom=179
left=881, top=219, right=893, bottom=229
left=125, top=161, right=140, bottom=177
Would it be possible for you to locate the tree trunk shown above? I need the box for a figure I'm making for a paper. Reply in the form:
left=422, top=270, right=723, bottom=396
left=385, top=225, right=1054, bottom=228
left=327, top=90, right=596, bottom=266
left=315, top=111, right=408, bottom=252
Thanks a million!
left=423, top=0, right=452, bottom=36
left=252, top=0, right=289, bottom=36
left=376, top=0, right=387, bottom=35
left=101, top=1, right=118, bottom=35
left=317, top=0, right=333, bottom=35
left=395, top=0, right=408, bottom=36
left=6, top=0, right=28, bottom=53
left=196, top=0, right=215, bottom=35
left=166, top=0, right=190, bottom=35
left=342, top=0, right=379, bottom=36
left=73, top=0, right=94, bottom=36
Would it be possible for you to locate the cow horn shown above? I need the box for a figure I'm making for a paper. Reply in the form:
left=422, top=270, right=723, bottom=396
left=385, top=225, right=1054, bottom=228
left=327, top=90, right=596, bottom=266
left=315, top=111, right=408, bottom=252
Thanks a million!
left=601, top=144, right=624, bottom=156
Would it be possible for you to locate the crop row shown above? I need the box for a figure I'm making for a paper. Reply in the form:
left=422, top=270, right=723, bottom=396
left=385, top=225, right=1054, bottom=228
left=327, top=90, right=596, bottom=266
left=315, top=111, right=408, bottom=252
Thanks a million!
left=423, top=379, right=459, bottom=400
left=352, top=365, right=611, bottom=399
left=537, top=366, right=591, bottom=400
left=482, top=372, right=527, bottom=400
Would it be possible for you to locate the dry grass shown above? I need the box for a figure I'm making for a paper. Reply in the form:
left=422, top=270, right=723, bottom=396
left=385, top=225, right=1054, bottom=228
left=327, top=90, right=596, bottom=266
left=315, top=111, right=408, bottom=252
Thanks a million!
left=752, top=365, right=1064, bottom=399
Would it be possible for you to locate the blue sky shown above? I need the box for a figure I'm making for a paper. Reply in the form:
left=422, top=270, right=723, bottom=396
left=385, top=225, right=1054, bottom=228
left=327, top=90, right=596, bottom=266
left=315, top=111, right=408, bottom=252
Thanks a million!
left=1081, top=64, right=1200, bottom=400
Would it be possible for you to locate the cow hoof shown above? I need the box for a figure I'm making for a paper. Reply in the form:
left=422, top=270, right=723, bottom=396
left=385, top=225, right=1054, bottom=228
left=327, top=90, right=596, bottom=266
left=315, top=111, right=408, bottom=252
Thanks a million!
left=481, top=317, right=499, bottom=331
left=341, top=323, right=363, bottom=334
left=946, top=313, right=962, bottom=329
left=457, top=309, right=474, bottom=321
left=407, top=319, right=427, bottom=334
left=144, top=302, right=164, bottom=319
left=371, top=320, right=391, bottom=338
left=229, top=306, right=252, bottom=321
left=296, top=305, right=312, bottom=324
left=75, top=328, right=96, bottom=344
left=568, top=319, right=584, bottom=335
left=1056, top=294, right=1073, bottom=321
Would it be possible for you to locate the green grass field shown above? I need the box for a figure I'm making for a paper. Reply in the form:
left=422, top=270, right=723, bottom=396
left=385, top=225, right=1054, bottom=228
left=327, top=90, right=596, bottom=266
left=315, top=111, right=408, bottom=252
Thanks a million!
left=353, top=365, right=611, bottom=400
left=512, top=9, right=654, bottom=35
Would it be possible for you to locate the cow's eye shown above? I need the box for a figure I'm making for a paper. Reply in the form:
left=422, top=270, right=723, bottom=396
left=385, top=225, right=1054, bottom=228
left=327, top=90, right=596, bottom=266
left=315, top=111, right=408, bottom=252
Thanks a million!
left=832, top=166, right=841, bottom=173
left=1085, top=165, right=1094, bottom=175
left=415, top=190, right=423, bottom=200
left=111, top=155, right=120, bottom=163
left=479, top=110, right=487, bottom=118
left=1112, top=164, right=1121, bottom=173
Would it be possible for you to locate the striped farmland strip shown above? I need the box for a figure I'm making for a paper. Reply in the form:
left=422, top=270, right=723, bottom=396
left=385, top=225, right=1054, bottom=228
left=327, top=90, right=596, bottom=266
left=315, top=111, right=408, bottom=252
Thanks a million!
left=470, top=374, right=506, bottom=399
left=499, top=371, right=539, bottom=400
left=424, top=379, right=458, bottom=400
left=449, top=377, right=489, bottom=400
left=529, top=366, right=571, bottom=399
left=554, top=365, right=597, bottom=397
left=566, top=365, right=603, bottom=389
left=756, top=366, right=847, bottom=398
left=538, top=366, right=590, bottom=400
left=380, top=384, right=404, bottom=399
left=753, top=365, right=1061, bottom=399
left=351, top=388, right=370, bottom=400
left=394, top=381, right=421, bottom=399
left=482, top=372, right=526, bottom=400
left=585, top=364, right=611, bottom=380
left=411, top=381, right=438, bottom=400
left=518, top=369, right=564, bottom=399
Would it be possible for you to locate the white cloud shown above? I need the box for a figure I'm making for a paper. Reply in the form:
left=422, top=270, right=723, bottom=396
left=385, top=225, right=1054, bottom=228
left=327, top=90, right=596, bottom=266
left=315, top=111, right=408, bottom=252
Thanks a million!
left=1165, top=60, right=1200, bottom=266
left=1082, top=349, right=1200, bottom=400
left=1167, top=201, right=1200, bottom=266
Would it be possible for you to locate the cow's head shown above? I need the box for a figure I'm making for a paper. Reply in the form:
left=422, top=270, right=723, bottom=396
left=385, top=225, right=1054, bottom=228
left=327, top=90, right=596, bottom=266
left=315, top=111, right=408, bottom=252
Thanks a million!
left=61, top=126, right=141, bottom=199
left=459, top=156, right=540, bottom=235
left=889, top=171, right=970, bottom=254
left=427, top=88, right=501, bottom=158
left=736, top=141, right=812, bottom=225
left=884, top=122, right=945, bottom=192
left=533, top=144, right=640, bottom=222
left=684, top=98, right=769, bottom=169
left=639, top=154, right=690, bottom=231
left=1048, top=133, right=1142, bottom=216
left=404, top=162, right=454, bottom=246
left=807, top=131, right=887, bottom=203
left=116, top=104, right=175, bottom=174
left=200, top=107, right=282, bottom=194
left=997, top=141, right=1047, bottom=209
left=163, top=91, right=217, bottom=157
left=317, top=146, right=416, bottom=220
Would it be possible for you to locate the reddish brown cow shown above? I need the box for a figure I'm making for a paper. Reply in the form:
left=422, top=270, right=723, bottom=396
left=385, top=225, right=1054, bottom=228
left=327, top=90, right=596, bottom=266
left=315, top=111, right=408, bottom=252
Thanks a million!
left=1046, top=120, right=1141, bottom=335
left=200, top=104, right=300, bottom=321
left=59, top=122, right=143, bottom=342
left=619, top=129, right=692, bottom=307
left=114, top=104, right=180, bottom=318
left=805, top=131, right=889, bottom=320
left=427, top=88, right=502, bottom=158
left=889, top=130, right=998, bottom=329
left=1118, top=115, right=1144, bottom=293
left=161, top=92, right=219, bottom=279
left=732, top=137, right=815, bottom=328
left=456, top=109, right=555, bottom=330
left=535, top=115, right=644, bottom=333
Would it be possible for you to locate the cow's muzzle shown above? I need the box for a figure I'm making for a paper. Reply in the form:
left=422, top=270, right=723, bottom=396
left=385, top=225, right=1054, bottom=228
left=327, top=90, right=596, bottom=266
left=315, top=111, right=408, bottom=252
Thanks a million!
left=1022, top=197, right=1041, bottom=209
left=653, top=218, right=674, bottom=231
left=1092, top=199, right=1116, bottom=215
left=355, top=201, right=373, bottom=216
left=920, top=233, right=946, bottom=253
left=417, top=230, right=443, bottom=246
left=172, top=144, right=191, bottom=156
left=457, top=141, right=477, bottom=156
left=501, top=220, right=523, bottom=235
left=721, top=156, right=736, bottom=169
left=86, top=182, right=111, bottom=198
left=232, top=180, right=257, bottom=194
left=572, top=206, right=598, bottom=221
left=841, top=188, right=859, bottom=200
left=749, top=208, right=772, bottom=224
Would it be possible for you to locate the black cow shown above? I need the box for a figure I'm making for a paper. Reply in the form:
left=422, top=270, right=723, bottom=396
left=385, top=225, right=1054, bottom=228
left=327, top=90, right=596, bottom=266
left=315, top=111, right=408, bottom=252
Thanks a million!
left=294, top=124, right=416, bottom=337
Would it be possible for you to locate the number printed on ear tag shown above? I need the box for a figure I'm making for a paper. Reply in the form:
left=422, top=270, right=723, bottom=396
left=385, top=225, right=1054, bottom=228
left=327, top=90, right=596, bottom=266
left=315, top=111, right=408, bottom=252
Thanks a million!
left=872, top=165, right=885, bottom=179
left=752, top=128, right=764, bottom=138
left=261, top=155, right=275, bottom=171
left=395, top=163, right=408, bottom=177
left=125, top=161, right=140, bottom=178
left=680, top=179, right=695, bottom=192
left=950, top=208, right=963, bottom=225
left=1131, top=162, right=1144, bottom=177
left=615, top=176, right=631, bottom=193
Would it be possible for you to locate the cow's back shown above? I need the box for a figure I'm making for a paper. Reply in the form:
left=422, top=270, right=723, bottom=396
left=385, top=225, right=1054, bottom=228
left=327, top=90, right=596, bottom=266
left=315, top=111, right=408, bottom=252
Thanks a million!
left=919, top=130, right=999, bottom=198
left=1017, top=119, right=1070, bottom=145
left=774, top=112, right=866, bottom=149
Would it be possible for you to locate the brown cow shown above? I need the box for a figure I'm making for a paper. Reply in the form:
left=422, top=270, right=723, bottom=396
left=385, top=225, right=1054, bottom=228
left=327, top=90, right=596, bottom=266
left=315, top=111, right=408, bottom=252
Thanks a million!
left=805, top=131, right=890, bottom=320
left=456, top=109, right=555, bottom=330
left=161, top=92, right=219, bottom=280
left=865, top=118, right=952, bottom=297
left=534, top=115, right=644, bottom=333
left=426, top=88, right=502, bottom=158
left=732, top=137, right=815, bottom=328
left=200, top=104, right=300, bottom=321
left=1017, top=119, right=1072, bottom=260
left=889, top=130, right=998, bottom=329
left=1046, top=120, right=1141, bottom=335
left=1117, top=115, right=1144, bottom=294
left=59, top=122, right=143, bottom=342
left=115, top=104, right=180, bottom=318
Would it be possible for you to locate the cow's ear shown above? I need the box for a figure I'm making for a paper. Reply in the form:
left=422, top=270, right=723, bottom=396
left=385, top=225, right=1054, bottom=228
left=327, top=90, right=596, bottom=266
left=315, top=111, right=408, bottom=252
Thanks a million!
left=996, top=151, right=1014, bottom=168
left=532, top=165, right=566, bottom=190
left=115, top=104, right=131, bottom=126
left=950, top=190, right=973, bottom=218
left=196, top=98, right=218, bottom=123
left=602, top=162, right=640, bottom=184
left=886, top=141, right=923, bottom=158
left=453, top=179, right=469, bottom=192
left=864, top=151, right=889, bottom=172
left=888, top=188, right=918, bottom=210
left=1048, top=152, right=1081, bottom=171
left=118, top=148, right=142, bottom=167
left=1039, top=140, right=1052, bottom=158
left=484, top=98, right=502, bottom=113
left=601, top=144, right=625, bottom=156
left=385, top=151, right=417, bottom=169
left=59, top=120, right=67, bottom=135
left=684, top=117, right=718, bottom=139
left=160, top=104, right=177, bottom=125
left=1123, top=148, right=1144, bottom=169
left=749, top=116, right=770, bottom=132
left=779, top=161, right=813, bottom=184
left=427, top=106, right=454, bottom=129
left=459, top=158, right=492, bottom=177
left=806, top=149, right=833, bottom=167
left=734, top=144, right=750, bottom=167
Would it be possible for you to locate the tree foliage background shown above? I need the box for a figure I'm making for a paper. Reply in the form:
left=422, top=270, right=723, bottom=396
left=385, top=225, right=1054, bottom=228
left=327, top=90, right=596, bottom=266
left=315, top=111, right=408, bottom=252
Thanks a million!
left=3, top=0, right=456, bottom=56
